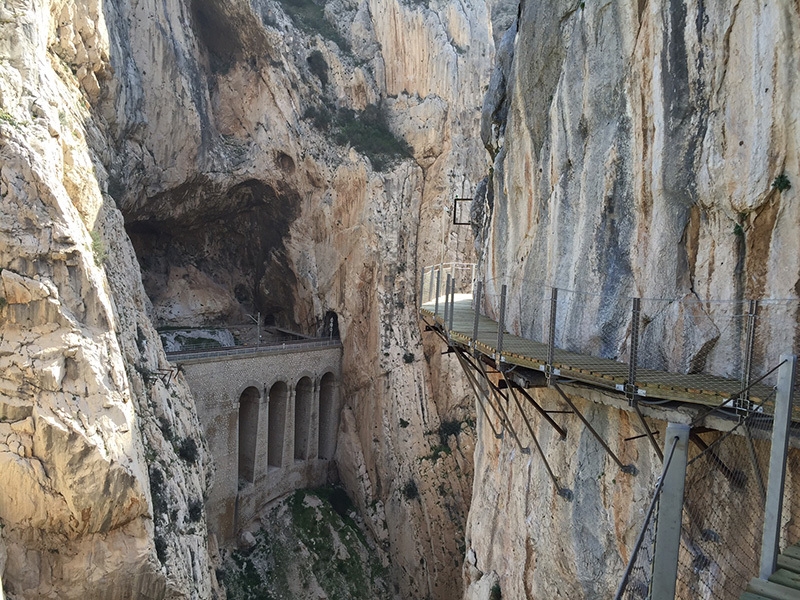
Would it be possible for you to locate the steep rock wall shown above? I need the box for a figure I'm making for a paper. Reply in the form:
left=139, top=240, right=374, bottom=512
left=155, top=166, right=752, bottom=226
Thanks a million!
left=0, top=0, right=511, bottom=598
left=0, top=0, right=217, bottom=597
left=466, top=1, right=800, bottom=597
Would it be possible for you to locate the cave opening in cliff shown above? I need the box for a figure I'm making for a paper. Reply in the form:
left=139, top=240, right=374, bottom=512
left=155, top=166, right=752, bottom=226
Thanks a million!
left=123, top=178, right=302, bottom=332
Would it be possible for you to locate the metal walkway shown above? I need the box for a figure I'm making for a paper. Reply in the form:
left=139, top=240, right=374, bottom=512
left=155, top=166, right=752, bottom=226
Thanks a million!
left=421, top=295, right=776, bottom=412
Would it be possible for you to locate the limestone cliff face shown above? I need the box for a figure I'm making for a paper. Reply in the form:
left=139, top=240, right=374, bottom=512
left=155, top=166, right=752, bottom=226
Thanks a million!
left=465, top=1, right=800, bottom=597
left=0, top=1, right=216, bottom=597
left=0, top=0, right=506, bottom=598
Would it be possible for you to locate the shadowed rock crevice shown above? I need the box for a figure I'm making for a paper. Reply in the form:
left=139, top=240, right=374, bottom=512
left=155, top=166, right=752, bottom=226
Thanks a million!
left=125, top=178, right=301, bottom=328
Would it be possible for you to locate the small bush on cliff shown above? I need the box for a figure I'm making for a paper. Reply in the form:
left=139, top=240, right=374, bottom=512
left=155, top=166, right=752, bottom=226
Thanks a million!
left=401, top=479, right=419, bottom=501
left=188, top=498, right=203, bottom=523
left=490, top=582, right=502, bottom=600
left=90, top=230, right=108, bottom=265
left=178, top=437, right=199, bottom=464
left=335, top=104, right=412, bottom=171
left=307, top=49, right=329, bottom=85
left=438, top=419, right=462, bottom=446
left=773, top=173, right=792, bottom=192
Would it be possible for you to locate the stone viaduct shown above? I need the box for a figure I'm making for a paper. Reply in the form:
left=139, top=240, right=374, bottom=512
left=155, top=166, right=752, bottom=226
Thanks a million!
left=171, top=341, right=342, bottom=543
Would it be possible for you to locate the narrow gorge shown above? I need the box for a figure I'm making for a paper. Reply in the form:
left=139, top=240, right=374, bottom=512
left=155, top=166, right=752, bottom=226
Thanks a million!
left=1, top=1, right=798, bottom=599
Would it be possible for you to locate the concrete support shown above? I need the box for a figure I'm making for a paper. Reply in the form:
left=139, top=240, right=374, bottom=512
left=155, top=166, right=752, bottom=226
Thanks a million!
left=759, top=354, right=797, bottom=579
left=651, top=422, right=690, bottom=600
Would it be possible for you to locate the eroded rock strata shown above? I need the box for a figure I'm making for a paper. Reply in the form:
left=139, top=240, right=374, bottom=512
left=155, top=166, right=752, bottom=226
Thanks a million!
left=0, top=0, right=505, bottom=597
left=465, top=1, right=800, bottom=597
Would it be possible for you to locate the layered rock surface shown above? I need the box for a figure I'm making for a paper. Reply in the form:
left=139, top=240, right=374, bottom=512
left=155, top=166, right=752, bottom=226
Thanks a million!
left=0, top=0, right=509, bottom=598
left=465, top=1, right=800, bottom=596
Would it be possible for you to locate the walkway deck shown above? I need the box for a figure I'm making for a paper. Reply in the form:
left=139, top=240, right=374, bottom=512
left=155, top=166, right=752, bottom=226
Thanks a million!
left=743, top=543, right=800, bottom=599
left=422, top=296, right=778, bottom=413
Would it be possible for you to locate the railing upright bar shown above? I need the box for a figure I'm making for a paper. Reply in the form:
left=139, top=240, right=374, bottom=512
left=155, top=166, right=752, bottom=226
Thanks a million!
left=496, top=284, right=507, bottom=362
left=428, top=265, right=436, bottom=304
left=419, top=266, right=427, bottom=307
left=449, top=274, right=456, bottom=332
left=434, top=268, right=442, bottom=317
left=472, top=281, right=482, bottom=351
left=759, top=354, right=797, bottom=579
left=627, top=297, right=641, bottom=403
left=741, top=299, right=758, bottom=409
left=443, top=274, right=452, bottom=326
left=547, top=288, right=558, bottom=381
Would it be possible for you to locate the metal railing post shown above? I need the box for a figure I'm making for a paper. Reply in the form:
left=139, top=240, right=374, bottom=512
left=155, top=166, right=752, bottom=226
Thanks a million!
left=419, top=266, right=427, bottom=307
left=428, top=266, right=436, bottom=305
left=547, top=288, right=558, bottom=382
left=472, top=281, right=482, bottom=351
left=759, top=354, right=797, bottom=579
left=627, top=297, right=641, bottom=403
left=496, top=284, right=507, bottom=362
left=433, top=268, right=441, bottom=317
left=449, top=274, right=456, bottom=331
left=740, top=300, right=758, bottom=411
left=651, top=422, right=690, bottom=600
left=443, top=275, right=452, bottom=326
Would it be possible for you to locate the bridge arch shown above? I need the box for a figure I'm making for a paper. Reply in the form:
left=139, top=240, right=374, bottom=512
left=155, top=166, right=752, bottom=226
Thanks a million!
left=318, top=371, right=338, bottom=460
left=268, top=380, right=288, bottom=468
left=294, top=376, right=313, bottom=460
left=237, top=385, right=261, bottom=483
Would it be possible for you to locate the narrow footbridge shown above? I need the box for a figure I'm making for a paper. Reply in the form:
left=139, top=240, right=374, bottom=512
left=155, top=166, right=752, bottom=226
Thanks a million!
left=419, top=263, right=797, bottom=422
left=420, top=263, right=800, bottom=600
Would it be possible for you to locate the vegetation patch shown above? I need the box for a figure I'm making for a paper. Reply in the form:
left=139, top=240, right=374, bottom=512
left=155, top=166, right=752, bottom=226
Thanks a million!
left=402, top=479, right=419, bottom=501
left=304, top=103, right=412, bottom=171
left=90, top=230, right=108, bottom=265
left=276, top=0, right=350, bottom=50
left=307, top=49, right=329, bottom=85
left=773, top=173, right=791, bottom=192
left=177, top=437, right=199, bottom=464
left=221, top=487, right=392, bottom=599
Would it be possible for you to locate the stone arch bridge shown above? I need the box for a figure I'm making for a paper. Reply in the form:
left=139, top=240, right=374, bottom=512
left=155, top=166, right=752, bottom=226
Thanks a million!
left=170, top=340, right=342, bottom=543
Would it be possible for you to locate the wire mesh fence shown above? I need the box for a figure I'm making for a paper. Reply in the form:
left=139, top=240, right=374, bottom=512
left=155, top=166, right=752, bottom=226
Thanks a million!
left=674, top=398, right=775, bottom=598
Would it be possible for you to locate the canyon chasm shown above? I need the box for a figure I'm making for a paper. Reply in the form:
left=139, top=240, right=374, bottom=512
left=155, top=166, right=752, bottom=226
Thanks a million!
left=1, top=0, right=799, bottom=599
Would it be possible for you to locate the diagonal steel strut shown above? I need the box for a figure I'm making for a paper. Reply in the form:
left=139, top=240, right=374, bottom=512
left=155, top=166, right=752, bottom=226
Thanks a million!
left=500, top=370, right=571, bottom=498
left=553, top=383, right=636, bottom=474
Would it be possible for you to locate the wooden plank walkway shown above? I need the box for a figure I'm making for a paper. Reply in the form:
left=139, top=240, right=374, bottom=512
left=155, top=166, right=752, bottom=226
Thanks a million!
left=742, top=543, right=800, bottom=599
left=422, top=297, right=777, bottom=413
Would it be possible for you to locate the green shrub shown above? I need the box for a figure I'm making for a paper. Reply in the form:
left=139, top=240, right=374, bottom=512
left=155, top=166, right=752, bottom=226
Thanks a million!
left=188, top=498, right=203, bottom=523
left=277, top=0, right=350, bottom=51
left=438, top=419, right=461, bottom=446
left=90, top=230, right=108, bottom=265
left=402, top=479, right=419, bottom=501
left=178, top=437, right=199, bottom=464
left=490, top=582, right=502, bottom=600
left=403, top=352, right=415, bottom=364
left=773, top=173, right=791, bottom=192
left=334, top=104, right=412, bottom=171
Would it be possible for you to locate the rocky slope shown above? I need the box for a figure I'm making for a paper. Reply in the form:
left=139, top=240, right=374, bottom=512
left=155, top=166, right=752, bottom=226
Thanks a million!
left=465, top=1, right=800, bottom=597
left=0, top=0, right=508, bottom=598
